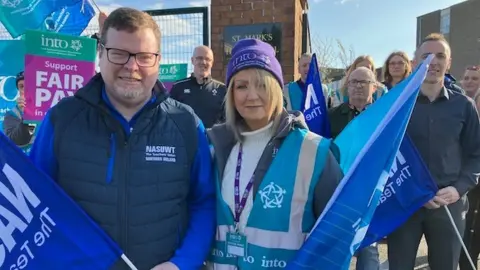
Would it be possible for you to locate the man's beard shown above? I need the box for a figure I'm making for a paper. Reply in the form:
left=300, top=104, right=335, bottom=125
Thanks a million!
left=115, top=84, right=143, bottom=99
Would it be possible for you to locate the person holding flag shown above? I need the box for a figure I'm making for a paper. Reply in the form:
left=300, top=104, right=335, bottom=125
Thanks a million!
left=206, top=39, right=343, bottom=269
left=283, top=53, right=331, bottom=111
left=388, top=33, right=480, bottom=270
left=29, top=7, right=215, bottom=270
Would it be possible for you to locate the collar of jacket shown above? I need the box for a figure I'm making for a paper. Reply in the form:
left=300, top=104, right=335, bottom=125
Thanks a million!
left=208, top=109, right=308, bottom=150
left=189, top=73, right=212, bottom=85
left=75, top=73, right=169, bottom=112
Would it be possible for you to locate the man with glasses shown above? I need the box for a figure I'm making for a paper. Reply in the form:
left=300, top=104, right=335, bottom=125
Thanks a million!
left=3, top=71, right=36, bottom=154
left=388, top=33, right=480, bottom=270
left=170, top=45, right=226, bottom=128
left=29, top=7, right=215, bottom=270
left=327, top=66, right=381, bottom=270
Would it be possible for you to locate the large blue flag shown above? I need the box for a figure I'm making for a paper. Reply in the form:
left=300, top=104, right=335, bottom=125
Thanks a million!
left=286, top=54, right=434, bottom=270
left=41, top=1, right=95, bottom=36
left=0, top=132, right=125, bottom=269
left=360, top=135, right=438, bottom=249
left=304, top=53, right=331, bottom=138
left=0, top=0, right=81, bottom=38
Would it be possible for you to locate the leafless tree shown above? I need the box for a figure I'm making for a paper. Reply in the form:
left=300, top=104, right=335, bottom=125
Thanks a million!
left=310, top=34, right=356, bottom=82
left=336, top=38, right=356, bottom=70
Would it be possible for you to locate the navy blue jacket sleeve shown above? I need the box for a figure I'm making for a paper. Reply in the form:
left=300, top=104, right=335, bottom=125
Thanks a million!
left=170, top=121, right=216, bottom=269
left=29, top=111, right=58, bottom=180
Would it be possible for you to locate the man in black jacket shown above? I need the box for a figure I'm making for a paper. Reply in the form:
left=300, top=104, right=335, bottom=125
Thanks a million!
left=29, top=8, right=215, bottom=270
left=2, top=71, right=35, bottom=153
left=170, top=46, right=226, bottom=128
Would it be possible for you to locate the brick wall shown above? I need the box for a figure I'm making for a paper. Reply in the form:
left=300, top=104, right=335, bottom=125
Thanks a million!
left=211, top=0, right=307, bottom=84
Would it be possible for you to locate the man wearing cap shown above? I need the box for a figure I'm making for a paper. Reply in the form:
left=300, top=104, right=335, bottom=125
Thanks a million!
left=3, top=71, right=36, bottom=154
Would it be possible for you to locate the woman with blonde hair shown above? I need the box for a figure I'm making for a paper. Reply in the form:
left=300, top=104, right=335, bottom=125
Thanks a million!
left=382, top=51, right=412, bottom=89
left=332, top=55, right=387, bottom=107
left=206, top=39, right=343, bottom=269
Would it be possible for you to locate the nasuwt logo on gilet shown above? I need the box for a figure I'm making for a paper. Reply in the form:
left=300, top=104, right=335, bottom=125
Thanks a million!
left=145, top=145, right=176, bottom=162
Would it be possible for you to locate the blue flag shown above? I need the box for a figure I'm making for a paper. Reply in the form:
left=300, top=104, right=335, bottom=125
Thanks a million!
left=0, top=132, right=124, bottom=269
left=0, top=0, right=81, bottom=38
left=286, top=54, right=434, bottom=270
left=41, top=1, right=95, bottom=36
left=304, top=53, right=331, bottom=138
left=360, top=135, right=438, bottom=248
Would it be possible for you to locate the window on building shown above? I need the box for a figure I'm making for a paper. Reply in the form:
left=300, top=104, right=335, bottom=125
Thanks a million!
left=440, top=8, right=451, bottom=35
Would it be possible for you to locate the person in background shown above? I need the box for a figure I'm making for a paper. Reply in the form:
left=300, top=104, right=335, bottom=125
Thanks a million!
left=382, top=51, right=412, bottom=90
left=332, top=55, right=387, bottom=107
left=388, top=33, right=480, bottom=270
left=206, top=39, right=342, bottom=269
left=3, top=71, right=36, bottom=154
left=328, top=66, right=381, bottom=270
left=460, top=65, right=480, bottom=99
left=459, top=65, right=480, bottom=270
left=29, top=8, right=215, bottom=270
left=283, top=53, right=331, bottom=111
left=170, top=46, right=226, bottom=128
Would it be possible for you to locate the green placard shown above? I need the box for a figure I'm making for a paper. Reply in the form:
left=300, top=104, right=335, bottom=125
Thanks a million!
left=25, top=30, right=97, bottom=62
left=159, top=63, right=188, bottom=82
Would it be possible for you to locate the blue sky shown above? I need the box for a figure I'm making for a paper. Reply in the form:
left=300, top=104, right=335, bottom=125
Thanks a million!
left=90, top=0, right=465, bottom=69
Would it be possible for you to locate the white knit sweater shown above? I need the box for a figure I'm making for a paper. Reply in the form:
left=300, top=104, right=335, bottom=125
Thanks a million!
left=221, top=122, right=274, bottom=233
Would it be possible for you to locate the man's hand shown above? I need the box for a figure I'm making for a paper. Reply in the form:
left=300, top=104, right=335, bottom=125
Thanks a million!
left=17, top=96, right=26, bottom=112
left=151, top=262, right=179, bottom=270
left=424, top=198, right=441, bottom=209
left=437, top=186, right=460, bottom=205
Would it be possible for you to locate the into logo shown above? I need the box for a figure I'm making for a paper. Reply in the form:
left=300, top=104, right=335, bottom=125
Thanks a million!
left=41, top=34, right=83, bottom=51
left=41, top=34, right=69, bottom=49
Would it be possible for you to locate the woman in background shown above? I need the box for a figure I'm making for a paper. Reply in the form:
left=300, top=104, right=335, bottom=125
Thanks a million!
left=332, top=55, right=387, bottom=107
left=382, top=51, right=412, bottom=90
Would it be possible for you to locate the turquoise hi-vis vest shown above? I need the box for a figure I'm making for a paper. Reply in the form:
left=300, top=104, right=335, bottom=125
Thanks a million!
left=283, top=82, right=303, bottom=111
left=208, top=128, right=331, bottom=269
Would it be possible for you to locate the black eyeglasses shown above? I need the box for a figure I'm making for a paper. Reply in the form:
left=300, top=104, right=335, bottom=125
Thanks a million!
left=348, top=80, right=374, bottom=87
left=101, top=44, right=159, bottom=67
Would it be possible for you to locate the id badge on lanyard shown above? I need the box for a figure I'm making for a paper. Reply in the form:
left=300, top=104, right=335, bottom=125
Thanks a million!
left=226, top=144, right=254, bottom=258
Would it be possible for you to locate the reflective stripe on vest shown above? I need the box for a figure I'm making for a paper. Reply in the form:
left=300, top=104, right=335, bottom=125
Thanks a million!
left=208, top=129, right=331, bottom=269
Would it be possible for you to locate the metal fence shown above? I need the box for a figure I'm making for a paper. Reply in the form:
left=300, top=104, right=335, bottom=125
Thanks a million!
left=0, top=7, right=209, bottom=74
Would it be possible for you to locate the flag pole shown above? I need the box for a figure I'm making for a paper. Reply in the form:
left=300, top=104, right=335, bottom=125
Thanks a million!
left=443, top=205, right=476, bottom=270
left=121, top=254, right=139, bottom=270
left=89, top=0, right=102, bottom=13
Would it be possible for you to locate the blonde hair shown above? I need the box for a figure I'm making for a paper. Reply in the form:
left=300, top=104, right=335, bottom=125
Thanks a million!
left=225, top=68, right=284, bottom=141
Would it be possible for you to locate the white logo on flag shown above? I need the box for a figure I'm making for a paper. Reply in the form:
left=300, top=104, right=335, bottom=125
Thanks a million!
left=304, top=83, right=319, bottom=110
left=0, top=0, right=22, bottom=8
